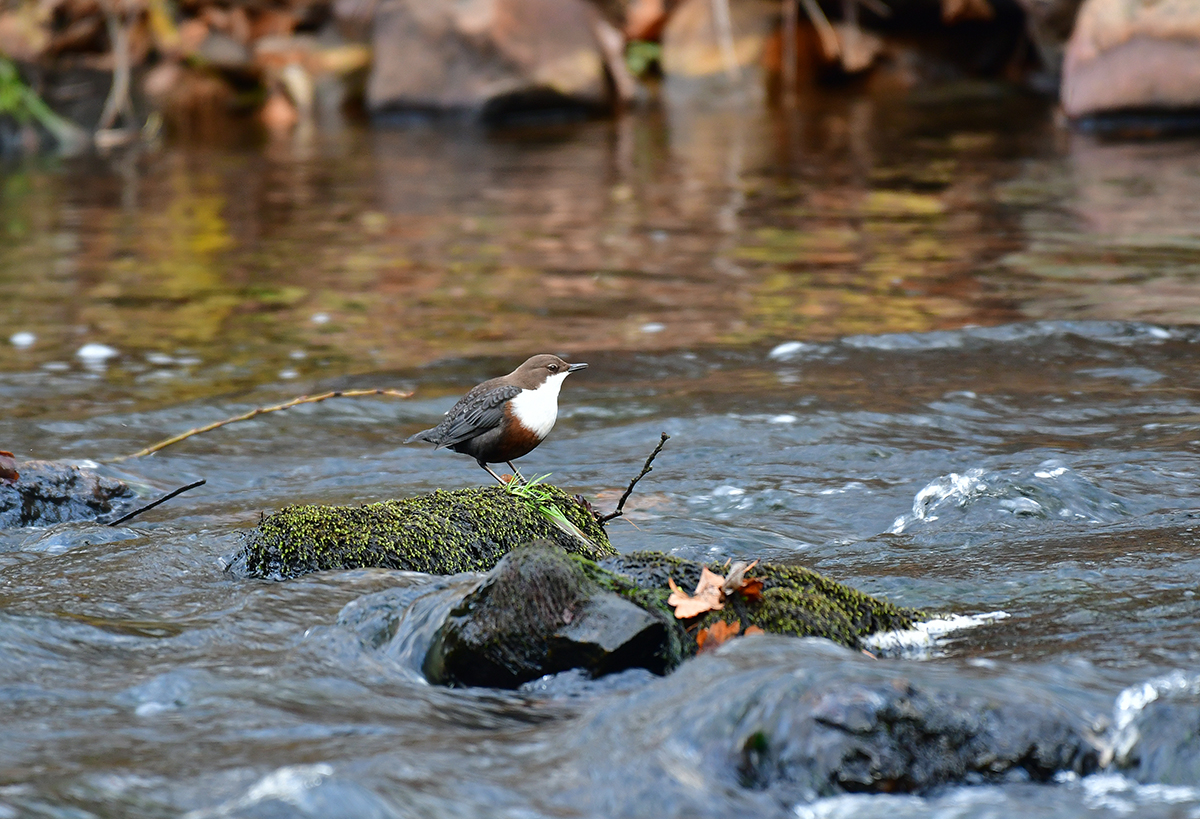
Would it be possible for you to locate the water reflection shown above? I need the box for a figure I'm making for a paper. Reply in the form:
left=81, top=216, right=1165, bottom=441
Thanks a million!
left=5, top=92, right=1198, bottom=416
left=0, top=89, right=1054, bottom=412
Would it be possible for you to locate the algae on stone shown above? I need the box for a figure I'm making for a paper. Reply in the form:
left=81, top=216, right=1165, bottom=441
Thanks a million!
left=231, top=484, right=614, bottom=580
left=601, top=551, right=924, bottom=652
left=425, top=545, right=926, bottom=688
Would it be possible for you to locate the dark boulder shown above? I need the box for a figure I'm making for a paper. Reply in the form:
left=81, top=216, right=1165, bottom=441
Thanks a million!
left=0, top=459, right=133, bottom=528
left=424, top=542, right=674, bottom=687
left=556, top=638, right=1105, bottom=811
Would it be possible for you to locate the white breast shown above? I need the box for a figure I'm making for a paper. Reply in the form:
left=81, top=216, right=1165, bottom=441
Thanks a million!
left=508, top=371, right=569, bottom=440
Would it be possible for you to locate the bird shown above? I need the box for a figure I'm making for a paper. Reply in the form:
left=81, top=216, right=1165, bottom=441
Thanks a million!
left=405, top=354, right=588, bottom=485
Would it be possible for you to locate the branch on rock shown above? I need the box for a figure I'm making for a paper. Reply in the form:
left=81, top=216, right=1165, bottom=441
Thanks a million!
left=112, top=388, right=413, bottom=461
left=601, top=432, right=669, bottom=524
left=108, top=479, right=206, bottom=526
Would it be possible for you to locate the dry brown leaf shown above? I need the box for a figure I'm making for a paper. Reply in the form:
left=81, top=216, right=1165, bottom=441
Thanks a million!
left=667, top=567, right=726, bottom=619
left=724, top=559, right=764, bottom=602
left=743, top=625, right=765, bottom=637
left=722, top=559, right=757, bottom=593
left=0, top=451, right=18, bottom=484
left=737, top=577, right=764, bottom=602
left=697, top=619, right=741, bottom=653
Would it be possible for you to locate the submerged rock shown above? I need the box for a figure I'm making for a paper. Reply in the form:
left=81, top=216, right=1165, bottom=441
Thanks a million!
left=424, top=542, right=923, bottom=688
left=230, top=484, right=614, bottom=580
left=0, top=459, right=133, bottom=528
left=558, top=638, right=1105, bottom=810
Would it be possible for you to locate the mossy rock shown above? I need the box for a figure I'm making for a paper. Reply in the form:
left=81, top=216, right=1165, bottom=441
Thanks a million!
left=425, top=545, right=926, bottom=687
left=230, top=485, right=614, bottom=580
left=600, top=551, right=925, bottom=654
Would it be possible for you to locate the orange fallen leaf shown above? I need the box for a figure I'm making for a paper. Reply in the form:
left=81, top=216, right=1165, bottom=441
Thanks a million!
left=737, top=577, right=764, bottom=602
left=744, top=625, right=765, bottom=636
left=0, top=451, right=17, bottom=484
left=667, top=567, right=725, bottom=619
left=697, top=619, right=741, bottom=653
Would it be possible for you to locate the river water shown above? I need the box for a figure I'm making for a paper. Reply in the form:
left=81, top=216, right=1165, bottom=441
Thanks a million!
left=2, top=86, right=1200, bottom=817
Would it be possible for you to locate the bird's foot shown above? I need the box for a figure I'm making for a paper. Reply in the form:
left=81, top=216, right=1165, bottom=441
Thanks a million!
left=506, top=462, right=529, bottom=486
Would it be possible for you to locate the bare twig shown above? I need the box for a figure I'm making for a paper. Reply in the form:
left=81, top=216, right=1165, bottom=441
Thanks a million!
left=710, top=0, right=739, bottom=81
left=97, top=0, right=135, bottom=133
left=111, top=388, right=414, bottom=462
left=782, top=0, right=799, bottom=98
left=800, top=0, right=841, bottom=60
left=601, top=432, right=670, bottom=524
left=108, top=479, right=206, bottom=526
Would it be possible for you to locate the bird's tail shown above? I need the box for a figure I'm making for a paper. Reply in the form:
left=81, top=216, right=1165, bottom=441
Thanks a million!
left=404, top=428, right=439, bottom=445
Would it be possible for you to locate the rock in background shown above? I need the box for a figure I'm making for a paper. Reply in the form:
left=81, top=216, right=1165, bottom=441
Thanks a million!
left=365, top=0, right=628, bottom=119
left=1061, top=0, right=1200, bottom=118
left=0, top=458, right=133, bottom=527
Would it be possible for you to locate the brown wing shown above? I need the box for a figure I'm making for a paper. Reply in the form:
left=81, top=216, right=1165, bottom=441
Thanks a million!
left=408, top=381, right=522, bottom=449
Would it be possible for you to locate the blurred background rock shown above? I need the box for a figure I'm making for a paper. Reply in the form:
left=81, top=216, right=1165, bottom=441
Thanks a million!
left=1, top=0, right=1197, bottom=152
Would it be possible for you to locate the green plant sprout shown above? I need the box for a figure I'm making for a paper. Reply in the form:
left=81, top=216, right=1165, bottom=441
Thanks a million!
left=505, top=473, right=597, bottom=550
left=0, top=57, right=88, bottom=152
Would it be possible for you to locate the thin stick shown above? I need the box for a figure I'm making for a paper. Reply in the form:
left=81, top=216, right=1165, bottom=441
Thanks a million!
left=710, top=0, right=739, bottom=81
left=108, top=479, right=206, bottom=526
left=782, top=0, right=799, bottom=99
left=97, top=0, right=133, bottom=132
left=800, top=0, right=841, bottom=60
left=601, top=432, right=670, bottom=524
left=111, top=388, right=413, bottom=462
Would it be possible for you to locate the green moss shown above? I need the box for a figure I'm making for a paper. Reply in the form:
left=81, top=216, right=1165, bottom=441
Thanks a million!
left=601, top=551, right=925, bottom=654
left=232, top=484, right=614, bottom=579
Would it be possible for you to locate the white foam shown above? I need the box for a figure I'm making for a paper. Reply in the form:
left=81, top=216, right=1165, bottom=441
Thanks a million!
left=182, top=764, right=335, bottom=818
left=1080, top=772, right=1200, bottom=813
left=1111, top=670, right=1200, bottom=763
left=8, top=332, right=35, bottom=348
left=769, top=341, right=809, bottom=360
left=863, top=611, right=1010, bottom=658
left=76, top=343, right=118, bottom=363
left=890, top=469, right=989, bottom=534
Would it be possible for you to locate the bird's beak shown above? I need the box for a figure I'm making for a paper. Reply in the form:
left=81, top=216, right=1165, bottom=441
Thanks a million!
left=567, top=362, right=588, bottom=373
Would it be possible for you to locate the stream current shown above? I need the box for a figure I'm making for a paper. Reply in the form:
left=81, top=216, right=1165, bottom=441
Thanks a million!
left=2, top=87, right=1200, bottom=816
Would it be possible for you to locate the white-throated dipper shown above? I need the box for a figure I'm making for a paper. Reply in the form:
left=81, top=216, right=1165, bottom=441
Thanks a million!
left=405, top=354, right=588, bottom=484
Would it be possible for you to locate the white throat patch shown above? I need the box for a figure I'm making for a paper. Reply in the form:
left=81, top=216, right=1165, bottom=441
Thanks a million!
left=509, top=371, right=570, bottom=440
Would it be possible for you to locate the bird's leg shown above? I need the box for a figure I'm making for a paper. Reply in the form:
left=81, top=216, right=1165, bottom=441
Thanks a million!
left=505, top=461, right=528, bottom=485
left=478, top=461, right=508, bottom=486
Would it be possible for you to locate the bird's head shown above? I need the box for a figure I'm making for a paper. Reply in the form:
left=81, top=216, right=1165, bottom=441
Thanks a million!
left=513, top=354, right=588, bottom=388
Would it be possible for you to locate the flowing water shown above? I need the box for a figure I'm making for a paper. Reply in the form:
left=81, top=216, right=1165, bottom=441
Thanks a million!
left=3, top=85, right=1200, bottom=817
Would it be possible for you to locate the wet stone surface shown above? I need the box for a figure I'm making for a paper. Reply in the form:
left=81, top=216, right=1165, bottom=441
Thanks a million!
left=550, top=639, right=1108, bottom=812
left=0, top=460, right=133, bottom=528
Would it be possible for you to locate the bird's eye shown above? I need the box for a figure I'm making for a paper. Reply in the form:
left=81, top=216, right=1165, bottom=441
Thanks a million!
left=547, top=363, right=559, bottom=372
